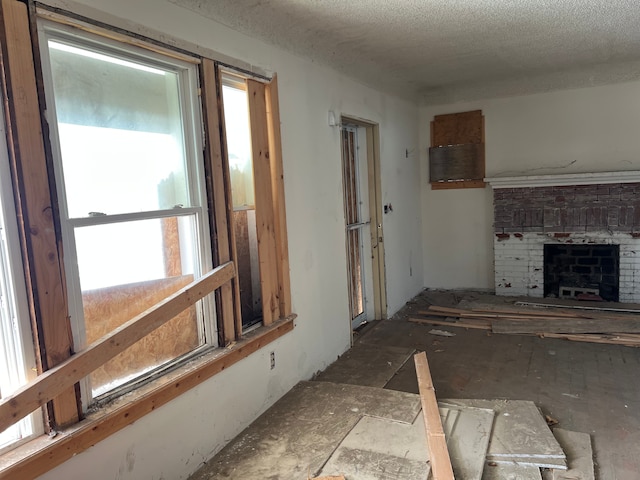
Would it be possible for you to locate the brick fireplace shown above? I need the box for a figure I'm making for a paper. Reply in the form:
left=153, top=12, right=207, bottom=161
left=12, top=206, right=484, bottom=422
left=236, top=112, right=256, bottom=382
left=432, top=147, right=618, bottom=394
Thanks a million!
left=486, top=172, right=640, bottom=303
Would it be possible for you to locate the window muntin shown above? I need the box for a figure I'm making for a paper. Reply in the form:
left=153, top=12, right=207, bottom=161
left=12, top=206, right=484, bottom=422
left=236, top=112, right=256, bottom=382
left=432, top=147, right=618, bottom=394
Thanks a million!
left=39, top=24, right=215, bottom=402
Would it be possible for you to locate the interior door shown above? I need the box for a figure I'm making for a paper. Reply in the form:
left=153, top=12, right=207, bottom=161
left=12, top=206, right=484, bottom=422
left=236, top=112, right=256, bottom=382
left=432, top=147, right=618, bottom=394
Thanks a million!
left=341, top=125, right=370, bottom=329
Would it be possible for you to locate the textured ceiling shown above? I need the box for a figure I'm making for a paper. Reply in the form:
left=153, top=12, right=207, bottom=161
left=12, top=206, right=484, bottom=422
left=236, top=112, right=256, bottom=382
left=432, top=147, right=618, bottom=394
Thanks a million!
left=170, top=0, right=640, bottom=104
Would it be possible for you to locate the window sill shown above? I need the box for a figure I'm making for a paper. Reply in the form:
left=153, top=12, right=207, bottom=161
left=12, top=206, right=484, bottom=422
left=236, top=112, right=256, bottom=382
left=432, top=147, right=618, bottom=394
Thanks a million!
left=0, top=315, right=296, bottom=480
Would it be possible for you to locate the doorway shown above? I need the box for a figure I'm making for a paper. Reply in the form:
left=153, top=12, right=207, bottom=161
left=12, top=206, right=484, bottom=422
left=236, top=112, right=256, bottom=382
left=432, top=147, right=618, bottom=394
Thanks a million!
left=340, top=117, right=386, bottom=330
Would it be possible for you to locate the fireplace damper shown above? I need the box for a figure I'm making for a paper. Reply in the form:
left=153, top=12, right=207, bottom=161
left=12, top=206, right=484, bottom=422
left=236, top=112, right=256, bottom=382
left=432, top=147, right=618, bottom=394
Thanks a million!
left=543, top=244, right=620, bottom=301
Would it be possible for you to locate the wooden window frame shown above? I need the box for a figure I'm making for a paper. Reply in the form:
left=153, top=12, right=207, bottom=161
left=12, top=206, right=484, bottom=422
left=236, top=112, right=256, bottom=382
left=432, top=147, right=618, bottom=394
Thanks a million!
left=0, top=1, right=294, bottom=477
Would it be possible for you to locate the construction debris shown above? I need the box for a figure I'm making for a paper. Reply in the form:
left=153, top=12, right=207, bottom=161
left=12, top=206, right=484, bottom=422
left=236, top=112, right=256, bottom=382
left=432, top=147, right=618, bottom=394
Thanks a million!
left=409, top=302, right=640, bottom=347
left=542, top=429, right=595, bottom=480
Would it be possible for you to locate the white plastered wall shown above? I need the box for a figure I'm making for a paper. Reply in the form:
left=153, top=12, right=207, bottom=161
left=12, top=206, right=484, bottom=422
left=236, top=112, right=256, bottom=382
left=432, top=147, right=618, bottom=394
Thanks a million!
left=35, top=1, right=423, bottom=479
left=420, top=80, right=640, bottom=290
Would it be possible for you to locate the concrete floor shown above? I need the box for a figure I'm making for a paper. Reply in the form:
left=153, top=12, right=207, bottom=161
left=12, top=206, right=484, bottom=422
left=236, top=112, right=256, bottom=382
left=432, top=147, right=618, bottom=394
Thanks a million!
left=191, top=290, right=640, bottom=480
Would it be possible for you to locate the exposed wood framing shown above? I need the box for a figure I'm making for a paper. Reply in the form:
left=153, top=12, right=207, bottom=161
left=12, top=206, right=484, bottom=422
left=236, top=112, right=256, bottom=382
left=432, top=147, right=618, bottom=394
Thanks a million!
left=414, top=351, right=454, bottom=480
left=0, top=315, right=295, bottom=480
left=265, top=75, right=292, bottom=317
left=200, top=58, right=241, bottom=343
left=0, top=0, right=78, bottom=427
left=0, top=262, right=235, bottom=433
left=247, top=79, right=280, bottom=325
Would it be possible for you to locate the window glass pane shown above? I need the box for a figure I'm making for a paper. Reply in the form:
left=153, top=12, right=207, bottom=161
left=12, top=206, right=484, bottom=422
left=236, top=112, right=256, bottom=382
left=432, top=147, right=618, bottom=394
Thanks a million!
left=75, top=216, right=203, bottom=396
left=0, top=152, right=39, bottom=450
left=222, top=84, right=255, bottom=209
left=48, top=40, right=189, bottom=217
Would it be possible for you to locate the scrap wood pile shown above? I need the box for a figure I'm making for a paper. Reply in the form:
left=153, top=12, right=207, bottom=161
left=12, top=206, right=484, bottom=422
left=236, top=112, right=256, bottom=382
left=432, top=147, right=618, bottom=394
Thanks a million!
left=413, top=352, right=594, bottom=480
left=409, top=302, right=640, bottom=347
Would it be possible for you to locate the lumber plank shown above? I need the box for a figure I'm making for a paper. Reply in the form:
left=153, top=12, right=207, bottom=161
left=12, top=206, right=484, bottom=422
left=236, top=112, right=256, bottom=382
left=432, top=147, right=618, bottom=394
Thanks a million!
left=515, top=301, right=640, bottom=315
left=541, top=332, right=640, bottom=347
left=492, top=318, right=640, bottom=335
left=414, top=351, right=454, bottom=480
left=247, top=79, right=280, bottom=325
left=0, top=0, right=78, bottom=427
left=425, top=306, right=590, bottom=321
left=410, top=317, right=491, bottom=330
left=265, top=75, right=292, bottom=317
left=0, top=262, right=235, bottom=433
left=471, top=306, right=586, bottom=318
left=201, top=59, right=239, bottom=343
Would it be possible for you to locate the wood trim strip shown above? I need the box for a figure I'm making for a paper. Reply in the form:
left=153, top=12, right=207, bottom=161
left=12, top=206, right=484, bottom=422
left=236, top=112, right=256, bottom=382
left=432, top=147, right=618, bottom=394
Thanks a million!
left=247, top=79, right=280, bottom=325
left=414, top=351, right=454, bottom=480
left=0, top=0, right=78, bottom=427
left=265, top=75, right=291, bottom=317
left=0, top=315, right=295, bottom=480
left=200, top=58, right=238, bottom=344
left=0, top=262, right=235, bottom=433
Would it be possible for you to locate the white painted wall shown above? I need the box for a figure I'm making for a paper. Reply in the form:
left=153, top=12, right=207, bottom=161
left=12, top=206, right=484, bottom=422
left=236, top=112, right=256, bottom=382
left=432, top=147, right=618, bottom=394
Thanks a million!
left=36, top=1, right=422, bottom=479
left=421, top=80, right=640, bottom=290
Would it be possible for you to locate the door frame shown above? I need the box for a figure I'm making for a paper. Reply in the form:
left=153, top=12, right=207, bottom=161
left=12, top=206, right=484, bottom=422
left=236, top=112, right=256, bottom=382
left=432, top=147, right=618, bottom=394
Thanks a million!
left=341, top=115, right=387, bottom=323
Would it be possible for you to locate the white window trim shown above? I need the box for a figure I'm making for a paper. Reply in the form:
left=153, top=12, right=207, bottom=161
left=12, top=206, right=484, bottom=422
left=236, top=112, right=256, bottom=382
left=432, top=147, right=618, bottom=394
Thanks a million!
left=37, top=20, right=216, bottom=408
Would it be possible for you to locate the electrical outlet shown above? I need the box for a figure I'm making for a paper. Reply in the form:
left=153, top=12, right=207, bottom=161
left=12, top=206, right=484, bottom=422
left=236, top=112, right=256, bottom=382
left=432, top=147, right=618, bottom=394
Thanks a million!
left=270, top=351, right=275, bottom=370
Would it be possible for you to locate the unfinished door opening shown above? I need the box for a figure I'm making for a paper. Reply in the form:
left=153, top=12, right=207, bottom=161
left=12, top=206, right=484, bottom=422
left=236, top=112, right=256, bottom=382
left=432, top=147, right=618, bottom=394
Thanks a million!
left=543, top=244, right=620, bottom=301
left=340, top=117, right=386, bottom=331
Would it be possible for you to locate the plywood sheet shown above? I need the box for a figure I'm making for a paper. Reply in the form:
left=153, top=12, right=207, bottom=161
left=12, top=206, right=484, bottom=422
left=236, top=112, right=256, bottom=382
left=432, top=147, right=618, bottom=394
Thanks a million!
left=431, top=110, right=483, bottom=146
left=83, top=275, right=198, bottom=393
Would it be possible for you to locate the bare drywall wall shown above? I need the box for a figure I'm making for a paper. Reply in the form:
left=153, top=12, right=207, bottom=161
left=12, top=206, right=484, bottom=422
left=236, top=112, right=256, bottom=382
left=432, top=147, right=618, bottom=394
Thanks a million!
left=34, top=1, right=422, bottom=478
left=421, top=80, right=640, bottom=290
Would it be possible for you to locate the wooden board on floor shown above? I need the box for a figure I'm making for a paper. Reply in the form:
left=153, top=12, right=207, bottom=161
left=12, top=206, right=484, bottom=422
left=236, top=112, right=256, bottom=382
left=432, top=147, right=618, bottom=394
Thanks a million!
left=492, top=318, right=640, bottom=335
left=414, top=352, right=455, bottom=480
left=410, top=316, right=491, bottom=330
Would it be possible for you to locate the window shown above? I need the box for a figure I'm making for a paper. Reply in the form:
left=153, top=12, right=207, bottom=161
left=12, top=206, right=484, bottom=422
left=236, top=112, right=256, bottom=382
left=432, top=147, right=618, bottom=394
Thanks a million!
left=0, top=2, right=293, bottom=474
left=0, top=103, right=43, bottom=451
left=39, top=23, right=215, bottom=401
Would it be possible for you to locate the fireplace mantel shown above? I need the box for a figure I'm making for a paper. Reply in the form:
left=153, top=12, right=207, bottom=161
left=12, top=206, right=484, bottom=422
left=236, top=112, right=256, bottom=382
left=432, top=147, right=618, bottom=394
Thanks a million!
left=484, top=171, right=640, bottom=189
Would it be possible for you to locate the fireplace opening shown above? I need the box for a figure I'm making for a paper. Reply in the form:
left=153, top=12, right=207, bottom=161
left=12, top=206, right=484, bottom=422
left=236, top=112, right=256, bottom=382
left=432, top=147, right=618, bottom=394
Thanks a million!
left=543, top=244, right=620, bottom=301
